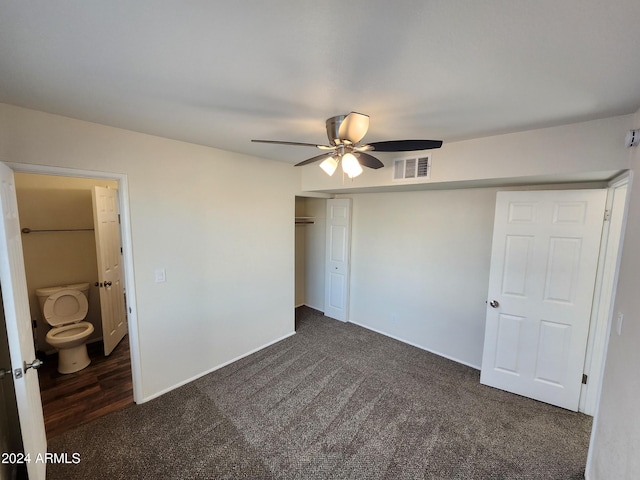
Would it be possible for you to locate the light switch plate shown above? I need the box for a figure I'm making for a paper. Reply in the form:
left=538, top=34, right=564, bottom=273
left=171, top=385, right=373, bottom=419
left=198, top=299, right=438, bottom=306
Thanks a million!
left=616, top=312, right=624, bottom=336
left=154, top=268, right=166, bottom=283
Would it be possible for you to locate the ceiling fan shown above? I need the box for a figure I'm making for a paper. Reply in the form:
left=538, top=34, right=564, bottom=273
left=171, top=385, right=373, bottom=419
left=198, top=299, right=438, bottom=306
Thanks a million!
left=252, top=112, right=443, bottom=178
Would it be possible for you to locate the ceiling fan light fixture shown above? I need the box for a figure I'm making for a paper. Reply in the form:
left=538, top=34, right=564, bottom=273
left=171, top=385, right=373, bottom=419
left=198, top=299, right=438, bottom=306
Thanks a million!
left=319, top=156, right=339, bottom=176
left=341, top=152, right=363, bottom=178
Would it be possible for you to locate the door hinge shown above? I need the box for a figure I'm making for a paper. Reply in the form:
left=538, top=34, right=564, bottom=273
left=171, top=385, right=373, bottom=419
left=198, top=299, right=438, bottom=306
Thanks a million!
left=582, top=374, right=588, bottom=385
left=118, top=213, right=121, bottom=224
left=604, top=209, right=611, bottom=221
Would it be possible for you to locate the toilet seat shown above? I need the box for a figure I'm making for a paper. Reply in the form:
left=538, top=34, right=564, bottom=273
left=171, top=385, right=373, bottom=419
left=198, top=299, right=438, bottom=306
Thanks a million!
left=46, top=322, right=94, bottom=343
left=42, top=289, right=89, bottom=326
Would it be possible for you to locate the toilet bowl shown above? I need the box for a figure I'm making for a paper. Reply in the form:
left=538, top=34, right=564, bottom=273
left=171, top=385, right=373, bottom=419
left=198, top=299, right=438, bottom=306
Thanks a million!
left=36, top=283, right=94, bottom=374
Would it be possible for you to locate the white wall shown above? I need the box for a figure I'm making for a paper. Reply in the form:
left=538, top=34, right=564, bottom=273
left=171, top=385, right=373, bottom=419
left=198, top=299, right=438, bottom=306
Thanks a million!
left=0, top=103, right=299, bottom=401
left=588, top=110, right=640, bottom=479
left=347, top=188, right=497, bottom=367
left=302, top=115, right=631, bottom=192
left=346, top=180, right=615, bottom=368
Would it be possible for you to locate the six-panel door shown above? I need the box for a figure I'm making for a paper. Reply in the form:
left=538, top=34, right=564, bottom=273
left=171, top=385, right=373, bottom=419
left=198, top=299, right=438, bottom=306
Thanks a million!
left=481, top=189, right=607, bottom=411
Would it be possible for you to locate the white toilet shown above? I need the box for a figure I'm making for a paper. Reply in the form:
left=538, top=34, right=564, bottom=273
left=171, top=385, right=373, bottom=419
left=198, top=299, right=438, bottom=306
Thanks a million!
left=36, top=283, right=95, bottom=374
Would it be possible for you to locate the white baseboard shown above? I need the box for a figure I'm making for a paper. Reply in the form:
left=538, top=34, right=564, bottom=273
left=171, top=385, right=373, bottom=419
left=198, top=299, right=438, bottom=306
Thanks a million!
left=140, top=330, right=296, bottom=403
left=348, top=319, right=481, bottom=371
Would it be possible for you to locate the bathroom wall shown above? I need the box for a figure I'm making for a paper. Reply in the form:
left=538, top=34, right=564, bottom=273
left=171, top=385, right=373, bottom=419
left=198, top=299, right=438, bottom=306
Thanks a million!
left=14, top=173, right=118, bottom=353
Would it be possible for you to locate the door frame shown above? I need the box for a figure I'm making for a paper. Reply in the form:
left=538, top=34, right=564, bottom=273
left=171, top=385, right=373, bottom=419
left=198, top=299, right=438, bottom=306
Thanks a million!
left=6, top=162, right=142, bottom=403
left=294, top=193, right=331, bottom=313
left=579, top=173, right=631, bottom=414
left=585, top=170, right=634, bottom=475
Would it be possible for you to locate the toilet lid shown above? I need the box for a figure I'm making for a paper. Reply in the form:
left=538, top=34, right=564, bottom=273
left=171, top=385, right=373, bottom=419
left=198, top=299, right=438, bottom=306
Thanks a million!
left=42, top=289, right=89, bottom=327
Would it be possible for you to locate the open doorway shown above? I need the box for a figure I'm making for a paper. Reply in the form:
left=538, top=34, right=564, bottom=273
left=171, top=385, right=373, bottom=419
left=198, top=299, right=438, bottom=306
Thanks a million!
left=294, top=196, right=327, bottom=328
left=15, top=174, right=118, bottom=356
left=8, top=167, right=140, bottom=439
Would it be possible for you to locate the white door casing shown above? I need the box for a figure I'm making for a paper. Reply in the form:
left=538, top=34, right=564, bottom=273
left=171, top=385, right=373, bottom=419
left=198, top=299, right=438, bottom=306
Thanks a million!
left=0, top=162, right=47, bottom=479
left=580, top=179, right=629, bottom=415
left=324, top=199, right=352, bottom=322
left=92, top=186, right=127, bottom=355
left=481, top=189, right=607, bottom=411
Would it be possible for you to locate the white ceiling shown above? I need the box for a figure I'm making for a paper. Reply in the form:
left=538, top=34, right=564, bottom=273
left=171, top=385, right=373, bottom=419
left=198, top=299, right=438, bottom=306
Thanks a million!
left=1, top=1, right=640, bottom=165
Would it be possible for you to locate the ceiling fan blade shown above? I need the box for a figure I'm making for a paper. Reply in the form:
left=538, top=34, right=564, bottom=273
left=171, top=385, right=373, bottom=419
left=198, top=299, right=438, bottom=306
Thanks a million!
left=368, top=139, right=443, bottom=152
left=338, top=112, right=370, bottom=144
left=354, top=144, right=374, bottom=152
left=294, top=153, right=335, bottom=167
left=355, top=152, right=384, bottom=169
left=252, top=139, right=333, bottom=149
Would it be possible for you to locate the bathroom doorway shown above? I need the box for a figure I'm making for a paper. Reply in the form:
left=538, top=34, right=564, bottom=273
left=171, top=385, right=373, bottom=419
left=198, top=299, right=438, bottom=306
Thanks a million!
left=12, top=170, right=135, bottom=438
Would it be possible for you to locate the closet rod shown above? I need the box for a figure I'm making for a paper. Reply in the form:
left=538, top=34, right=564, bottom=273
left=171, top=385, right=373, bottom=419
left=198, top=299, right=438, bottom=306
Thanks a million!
left=21, top=227, right=95, bottom=234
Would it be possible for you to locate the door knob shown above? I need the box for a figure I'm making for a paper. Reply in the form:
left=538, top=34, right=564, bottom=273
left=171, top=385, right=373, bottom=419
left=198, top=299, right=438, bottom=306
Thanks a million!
left=104, top=281, right=112, bottom=287
left=24, top=359, right=44, bottom=372
left=489, top=300, right=500, bottom=308
left=0, top=368, right=11, bottom=379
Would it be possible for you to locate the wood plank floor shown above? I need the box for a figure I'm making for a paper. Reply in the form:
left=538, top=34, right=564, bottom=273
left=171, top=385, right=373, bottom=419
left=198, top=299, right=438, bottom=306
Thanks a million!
left=38, top=335, right=133, bottom=439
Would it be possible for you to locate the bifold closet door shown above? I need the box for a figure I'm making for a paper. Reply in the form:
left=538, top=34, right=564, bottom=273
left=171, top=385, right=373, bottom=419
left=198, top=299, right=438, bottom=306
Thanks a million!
left=324, top=199, right=352, bottom=322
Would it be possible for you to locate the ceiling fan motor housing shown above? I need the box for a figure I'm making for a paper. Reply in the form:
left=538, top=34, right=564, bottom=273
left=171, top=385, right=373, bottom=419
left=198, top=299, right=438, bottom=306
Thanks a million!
left=326, top=114, right=347, bottom=146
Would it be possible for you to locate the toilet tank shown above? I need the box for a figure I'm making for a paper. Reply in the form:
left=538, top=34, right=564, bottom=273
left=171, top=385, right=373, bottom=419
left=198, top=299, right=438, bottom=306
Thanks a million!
left=35, top=282, right=91, bottom=316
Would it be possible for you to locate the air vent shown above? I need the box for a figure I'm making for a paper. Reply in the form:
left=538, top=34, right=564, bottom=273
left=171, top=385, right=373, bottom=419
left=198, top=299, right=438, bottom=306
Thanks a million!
left=393, top=155, right=431, bottom=180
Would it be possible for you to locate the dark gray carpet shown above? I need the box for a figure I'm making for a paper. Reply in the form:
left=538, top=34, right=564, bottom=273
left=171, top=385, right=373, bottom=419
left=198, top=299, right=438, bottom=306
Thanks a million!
left=47, top=307, right=591, bottom=479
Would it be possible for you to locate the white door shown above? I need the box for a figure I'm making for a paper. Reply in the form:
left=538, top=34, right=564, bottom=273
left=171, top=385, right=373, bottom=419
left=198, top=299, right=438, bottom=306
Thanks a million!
left=92, top=186, right=127, bottom=355
left=481, top=189, right=607, bottom=411
left=324, top=199, right=352, bottom=322
left=0, top=162, right=47, bottom=479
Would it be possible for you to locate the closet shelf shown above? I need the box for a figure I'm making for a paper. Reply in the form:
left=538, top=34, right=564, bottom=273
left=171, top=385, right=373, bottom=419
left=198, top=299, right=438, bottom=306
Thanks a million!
left=21, top=227, right=95, bottom=234
left=295, top=216, right=315, bottom=225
